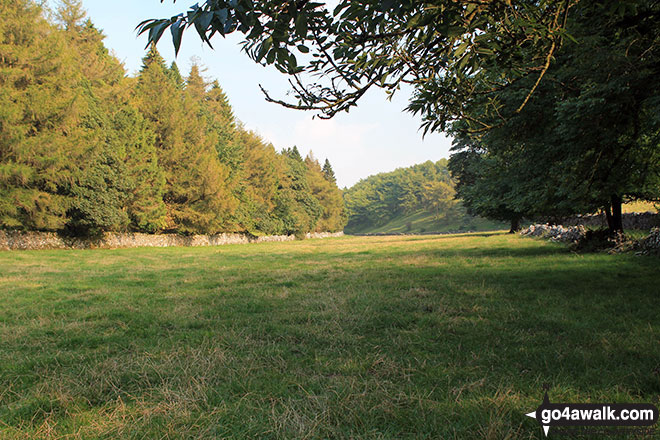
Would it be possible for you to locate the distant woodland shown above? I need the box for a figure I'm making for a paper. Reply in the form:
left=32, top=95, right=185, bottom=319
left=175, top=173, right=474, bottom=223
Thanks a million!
left=343, top=160, right=505, bottom=234
left=0, top=0, right=346, bottom=236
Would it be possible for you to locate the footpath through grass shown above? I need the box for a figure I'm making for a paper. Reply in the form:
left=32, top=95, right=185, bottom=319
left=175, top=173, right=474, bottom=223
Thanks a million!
left=0, top=234, right=658, bottom=439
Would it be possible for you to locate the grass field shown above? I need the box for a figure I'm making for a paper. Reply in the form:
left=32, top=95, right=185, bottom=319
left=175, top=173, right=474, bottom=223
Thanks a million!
left=622, top=201, right=659, bottom=213
left=344, top=209, right=507, bottom=235
left=1, top=234, right=659, bottom=439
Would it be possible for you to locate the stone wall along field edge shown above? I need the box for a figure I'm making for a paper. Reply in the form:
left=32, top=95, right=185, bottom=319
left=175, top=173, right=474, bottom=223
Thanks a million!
left=0, top=231, right=344, bottom=251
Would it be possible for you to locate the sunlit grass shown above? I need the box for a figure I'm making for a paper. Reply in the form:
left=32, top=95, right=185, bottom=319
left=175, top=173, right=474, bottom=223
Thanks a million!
left=0, top=234, right=658, bottom=439
left=622, top=201, right=659, bottom=213
left=345, top=209, right=507, bottom=234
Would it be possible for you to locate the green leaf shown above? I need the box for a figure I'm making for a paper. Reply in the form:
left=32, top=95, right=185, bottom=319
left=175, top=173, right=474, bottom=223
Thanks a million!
left=297, top=44, right=310, bottom=53
left=256, top=37, right=273, bottom=62
left=288, top=53, right=298, bottom=72
left=295, top=13, right=308, bottom=38
left=564, top=31, right=579, bottom=44
left=266, top=47, right=276, bottom=64
left=171, top=19, right=184, bottom=56
left=447, top=26, right=464, bottom=38
left=454, top=40, right=469, bottom=57
left=148, top=21, right=170, bottom=46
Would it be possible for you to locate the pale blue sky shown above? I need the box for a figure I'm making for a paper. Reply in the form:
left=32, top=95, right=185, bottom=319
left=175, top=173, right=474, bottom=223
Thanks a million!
left=55, top=0, right=453, bottom=188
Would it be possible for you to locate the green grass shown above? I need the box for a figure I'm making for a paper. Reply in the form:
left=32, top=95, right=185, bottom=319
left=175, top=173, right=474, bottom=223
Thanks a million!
left=0, top=234, right=658, bottom=439
left=345, top=209, right=507, bottom=235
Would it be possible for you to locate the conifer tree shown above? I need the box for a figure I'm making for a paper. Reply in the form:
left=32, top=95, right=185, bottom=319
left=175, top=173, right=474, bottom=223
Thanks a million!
left=0, top=1, right=346, bottom=235
left=0, top=0, right=84, bottom=230
left=232, top=128, right=283, bottom=234
left=54, top=0, right=86, bottom=31
left=305, top=154, right=346, bottom=232
left=110, top=108, right=167, bottom=232
left=179, top=62, right=237, bottom=233
left=283, top=146, right=303, bottom=162
left=136, top=45, right=196, bottom=232
left=136, top=52, right=237, bottom=234
left=322, top=159, right=336, bottom=184
left=168, top=61, right=185, bottom=89
left=206, top=81, right=241, bottom=176
left=53, top=2, right=166, bottom=234
left=275, top=148, right=322, bottom=234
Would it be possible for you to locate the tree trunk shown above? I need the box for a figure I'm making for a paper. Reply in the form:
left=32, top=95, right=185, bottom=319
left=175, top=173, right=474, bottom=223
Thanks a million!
left=604, top=195, right=624, bottom=234
left=604, top=203, right=613, bottom=231
left=508, top=217, right=521, bottom=234
left=604, top=203, right=613, bottom=232
left=610, top=194, right=623, bottom=233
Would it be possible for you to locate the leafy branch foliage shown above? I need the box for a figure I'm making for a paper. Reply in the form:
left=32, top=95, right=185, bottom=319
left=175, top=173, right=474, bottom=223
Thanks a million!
left=449, top=1, right=660, bottom=233
left=139, top=0, right=573, bottom=133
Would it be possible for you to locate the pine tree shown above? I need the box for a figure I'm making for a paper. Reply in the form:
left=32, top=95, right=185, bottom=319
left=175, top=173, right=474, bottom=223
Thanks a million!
left=52, top=1, right=165, bottom=234
left=168, top=61, right=185, bottom=89
left=322, top=158, right=336, bottom=184
left=0, top=0, right=345, bottom=236
left=185, top=62, right=206, bottom=101
left=140, top=44, right=167, bottom=72
left=206, top=81, right=241, bottom=176
left=0, top=0, right=85, bottom=230
left=232, top=128, right=283, bottom=234
left=283, top=146, right=303, bottom=162
left=275, top=149, right=322, bottom=235
left=306, top=154, right=345, bottom=232
left=55, top=0, right=86, bottom=31
left=110, top=108, right=167, bottom=232
left=180, top=62, right=237, bottom=233
left=136, top=52, right=237, bottom=233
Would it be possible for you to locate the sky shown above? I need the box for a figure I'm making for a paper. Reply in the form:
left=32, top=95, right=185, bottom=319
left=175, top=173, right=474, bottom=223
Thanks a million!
left=55, top=0, right=454, bottom=188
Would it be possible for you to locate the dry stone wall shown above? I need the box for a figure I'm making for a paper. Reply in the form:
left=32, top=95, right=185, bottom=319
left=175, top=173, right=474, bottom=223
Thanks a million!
left=561, top=212, right=659, bottom=230
left=0, top=231, right=344, bottom=251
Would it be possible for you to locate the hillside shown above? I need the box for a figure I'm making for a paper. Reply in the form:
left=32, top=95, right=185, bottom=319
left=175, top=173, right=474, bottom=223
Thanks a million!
left=345, top=208, right=507, bottom=234
left=343, top=160, right=507, bottom=234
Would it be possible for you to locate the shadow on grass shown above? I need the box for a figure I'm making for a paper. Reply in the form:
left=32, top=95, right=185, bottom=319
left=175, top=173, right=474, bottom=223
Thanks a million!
left=0, top=237, right=658, bottom=438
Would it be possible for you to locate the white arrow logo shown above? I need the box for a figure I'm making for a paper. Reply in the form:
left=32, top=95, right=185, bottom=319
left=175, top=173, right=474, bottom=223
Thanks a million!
left=526, top=411, right=550, bottom=436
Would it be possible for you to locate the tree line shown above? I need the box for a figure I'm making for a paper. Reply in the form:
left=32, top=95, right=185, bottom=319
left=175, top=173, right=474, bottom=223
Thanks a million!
left=344, top=160, right=459, bottom=231
left=143, top=0, right=660, bottom=235
left=0, top=0, right=346, bottom=236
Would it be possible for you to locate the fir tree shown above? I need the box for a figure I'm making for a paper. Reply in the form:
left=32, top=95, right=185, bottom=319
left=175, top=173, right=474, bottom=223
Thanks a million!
left=322, top=159, right=336, bottom=184
left=305, top=154, right=345, bottom=232
left=168, top=61, right=185, bottom=89
left=136, top=50, right=237, bottom=233
left=55, top=0, right=86, bottom=31
left=283, top=146, right=303, bottom=162
left=0, top=0, right=84, bottom=230
left=206, top=81, right=241, bottom=176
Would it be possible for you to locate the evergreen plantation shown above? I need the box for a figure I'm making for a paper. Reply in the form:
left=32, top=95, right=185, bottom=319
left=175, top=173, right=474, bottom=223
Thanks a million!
left=0, top=0, right=346, bottom=237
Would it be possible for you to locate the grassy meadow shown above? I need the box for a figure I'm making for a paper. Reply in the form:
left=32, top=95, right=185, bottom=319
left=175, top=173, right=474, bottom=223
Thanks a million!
left=1, top=234, right=659, bottom=439
left=344, top=209, right=507, bottom=235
